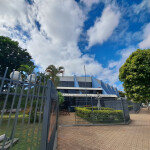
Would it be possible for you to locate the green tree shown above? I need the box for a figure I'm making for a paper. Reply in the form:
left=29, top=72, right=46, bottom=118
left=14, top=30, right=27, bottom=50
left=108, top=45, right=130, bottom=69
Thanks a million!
left=36, top=72, right=49, bottom=81
left=0, top=36, right=33, bottom=76
left=45, top=65, right=64, bottom=87
left=18, top=64, right=36, bottom=75
left=119, top=49, right=150, bottom=103
left=58, top=92, right=64, bottom=105
left=18, top=64, right=36, bottom=80
left=118, top=91, right=126, bottom=97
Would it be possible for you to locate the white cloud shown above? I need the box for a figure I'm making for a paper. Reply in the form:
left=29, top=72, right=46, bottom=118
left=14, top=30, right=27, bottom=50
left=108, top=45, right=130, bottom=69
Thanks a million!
left=108, top=61, right=119, bottom=69
left=25, top=0, right=100, bottom=75
left=0, top=0, right=26, bottom=27
left=87, top=5, right=120, bottom=48
left=0, top=0, right=34, bottom=47
left=80, top=0, right=100, bottom=8
left=98, top=47, right=136, bottom=86
left=0, top=0, right=132, bottom=90
left=35, top=0, right=85, bottom=45
left=26, top=29, right=103, bottom=76
left=133, top=0, right=150, bottom=14
left=80, top=0, right=114, bottom=9
left=0, top=0, right=105, bottom=77
left=139, top=23, right=150, bottom=49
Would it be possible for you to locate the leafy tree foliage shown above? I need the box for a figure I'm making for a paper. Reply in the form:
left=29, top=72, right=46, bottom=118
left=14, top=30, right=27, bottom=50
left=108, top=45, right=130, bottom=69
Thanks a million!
left=18, top=64, right=36, bottom=80
left=119, top=49, right=150, bottom=103
left=36, top=72, right=50, bottom=83
left=118, top=91, right=125, bottom=97
left=45, top=65, right=64, bottom=87
left=0, top=36, right=33, bottom=76
left=18, top=64, right=36, bottom=75
left=58, top=92, right=64, bottom=105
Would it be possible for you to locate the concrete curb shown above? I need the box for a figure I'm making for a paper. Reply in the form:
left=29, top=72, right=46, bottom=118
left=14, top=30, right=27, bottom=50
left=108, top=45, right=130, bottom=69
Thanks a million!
left=59, top=120, right=132, bottom=127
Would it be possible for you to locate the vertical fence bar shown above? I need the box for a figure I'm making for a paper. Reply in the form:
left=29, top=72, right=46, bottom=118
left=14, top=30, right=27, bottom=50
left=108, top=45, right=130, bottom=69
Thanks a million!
left=91, top=97, right=93, bottom=112
left=40, top=80, right=52, bottom=150
left=120, top=98, right=126, bottom=124
left=75, top=98, right=77, bottom=125
left=0, top=68, right=13, bottom=149
left=91, top=96, right=93, bottom=124
left=30, top=77, right=42, bottom=150
left=17, top=75, right=33, bottom=150
left=24, top=76, right=37, bottom=150
left=0, top=71, right=59, bottom=150
left=36, top=78, right=47, bottom=148
left=0, top=67, right=8, bottom=93
left=9, top=77, right=26, bottom=150
left=1, top=70, right=22, bottom=148
left=0, top=69, right=16, bottom=126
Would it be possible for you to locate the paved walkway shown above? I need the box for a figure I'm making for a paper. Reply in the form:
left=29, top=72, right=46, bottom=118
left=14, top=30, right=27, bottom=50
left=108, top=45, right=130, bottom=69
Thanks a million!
left=57, top=108, right=150, bottom=150
left=58, top=112, right=91, bottom=125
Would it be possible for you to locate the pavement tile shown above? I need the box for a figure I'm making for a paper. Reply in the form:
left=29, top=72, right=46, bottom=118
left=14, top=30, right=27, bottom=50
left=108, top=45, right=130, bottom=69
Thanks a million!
left=57, top=108, right=150, bottom=150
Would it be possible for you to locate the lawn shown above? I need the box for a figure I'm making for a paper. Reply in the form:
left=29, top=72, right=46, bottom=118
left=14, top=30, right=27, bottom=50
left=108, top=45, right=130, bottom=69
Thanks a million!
left=0, top=112, right=42, bottom=150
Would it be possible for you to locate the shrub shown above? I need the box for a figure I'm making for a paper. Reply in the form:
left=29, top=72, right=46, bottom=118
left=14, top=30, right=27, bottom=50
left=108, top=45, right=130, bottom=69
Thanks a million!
left=128, top=105, right=133, bottom=111
left=75, top=107, right=124, bottom=123
left=86, top=107, right=114, bottom=111
left=30, top=111, right=41, bottom=123
left=58, top=92, right=64, bottom=105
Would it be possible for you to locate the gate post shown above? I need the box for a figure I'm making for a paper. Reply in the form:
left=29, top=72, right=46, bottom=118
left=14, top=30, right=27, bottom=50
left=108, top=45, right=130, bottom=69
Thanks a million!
left=120, top=98, right=126, bottom=124
left=40, top=80, right=52, bottom=150
left=121, top=98, right=130, bottom=124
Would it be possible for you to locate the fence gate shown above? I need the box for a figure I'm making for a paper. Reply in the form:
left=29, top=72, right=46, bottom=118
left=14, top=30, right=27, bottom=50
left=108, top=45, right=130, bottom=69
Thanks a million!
left=0, top=68, right=58, bottom=150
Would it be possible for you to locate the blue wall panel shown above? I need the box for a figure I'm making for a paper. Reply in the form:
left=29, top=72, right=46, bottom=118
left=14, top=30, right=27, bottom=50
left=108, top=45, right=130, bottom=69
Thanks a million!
left=74, top=75, right=82, bottom=94
left=106, top=84, right=114, bottom=94
left=92, top=77, right=107, bottom=94
left=101, top=81, right=110, bottom=94
left=74, top=75, right=79, bottom=87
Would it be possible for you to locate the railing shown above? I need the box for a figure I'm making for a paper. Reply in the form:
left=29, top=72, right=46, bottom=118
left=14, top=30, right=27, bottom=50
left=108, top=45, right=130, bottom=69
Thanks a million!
left=0, top=68, right=58, bottom=150
left=127, top=99, right=141, bottom=113
left=59, top=97, right=130, bottom=126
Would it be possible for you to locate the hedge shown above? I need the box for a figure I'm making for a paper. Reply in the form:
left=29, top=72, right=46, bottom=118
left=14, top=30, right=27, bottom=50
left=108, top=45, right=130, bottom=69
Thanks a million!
left=128, top=105, right=133, bottom=111
left=86, top=107, right=114, bottom=111
left=75, top=107, right=124, bottom=123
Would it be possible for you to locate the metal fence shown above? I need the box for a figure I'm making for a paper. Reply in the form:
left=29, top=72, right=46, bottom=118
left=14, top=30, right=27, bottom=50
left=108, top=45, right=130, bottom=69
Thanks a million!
left=104, top=99, right=130, bottom=123
left=127, top=100, right=141, bottom=113
left=59, top=97, right=130, bottom=126
left=0, top=68, right=58, bottom=150
left=133, top=103, right=141, bottom=113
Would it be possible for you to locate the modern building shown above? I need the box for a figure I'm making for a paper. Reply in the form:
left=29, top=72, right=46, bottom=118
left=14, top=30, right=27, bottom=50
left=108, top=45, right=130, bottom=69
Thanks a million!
left=57, top=76, right=120, bottom=108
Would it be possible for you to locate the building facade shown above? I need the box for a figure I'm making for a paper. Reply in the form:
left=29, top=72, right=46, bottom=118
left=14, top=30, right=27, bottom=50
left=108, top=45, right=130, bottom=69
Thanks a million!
left=57, top=76, right=119, bottom=108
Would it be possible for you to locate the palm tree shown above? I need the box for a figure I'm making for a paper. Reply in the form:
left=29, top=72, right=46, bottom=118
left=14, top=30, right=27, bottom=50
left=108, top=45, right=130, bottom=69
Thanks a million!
left=45, top=65, right=65, bottom=86
left=18, top=64, right=36, bottom=80
left=18, top=64, right=36, bottom=74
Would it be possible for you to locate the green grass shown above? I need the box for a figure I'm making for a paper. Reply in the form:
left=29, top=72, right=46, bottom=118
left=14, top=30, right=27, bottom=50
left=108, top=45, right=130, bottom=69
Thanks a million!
left=0, top=113, right=42, bottom=150
left=2, top=113, right=28, bottom=119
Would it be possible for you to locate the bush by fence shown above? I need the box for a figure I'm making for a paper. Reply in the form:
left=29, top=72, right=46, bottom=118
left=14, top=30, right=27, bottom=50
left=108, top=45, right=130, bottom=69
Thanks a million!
left=75, top=107, right=124, bottom=123
left=127, top=100, right=141, bottom=113
left=128, top=105, right=133, bottom=111
left=86, top=107, right=113, bottom=111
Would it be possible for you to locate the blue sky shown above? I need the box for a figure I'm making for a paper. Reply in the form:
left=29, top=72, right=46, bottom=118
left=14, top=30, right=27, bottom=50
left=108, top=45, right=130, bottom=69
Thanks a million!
left=0, top=0, right=150, bottom=91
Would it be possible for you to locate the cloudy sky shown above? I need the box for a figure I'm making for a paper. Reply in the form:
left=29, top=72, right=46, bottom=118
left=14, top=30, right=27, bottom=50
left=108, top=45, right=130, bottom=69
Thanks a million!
left=0, top=0, right=150, bottom=90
